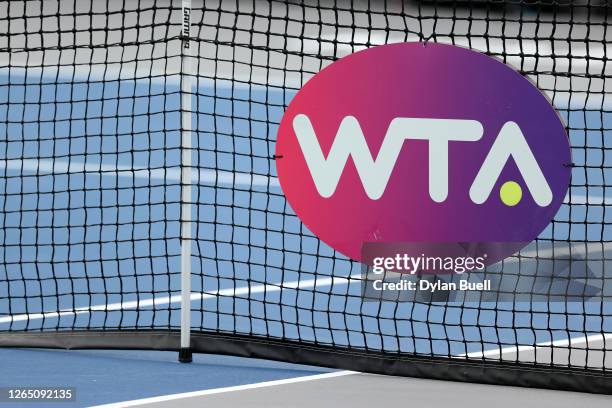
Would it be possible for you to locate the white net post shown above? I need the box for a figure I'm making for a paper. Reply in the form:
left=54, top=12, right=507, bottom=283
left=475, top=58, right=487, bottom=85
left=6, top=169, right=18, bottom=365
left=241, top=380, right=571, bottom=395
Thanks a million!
left=179, top=0, right=193, bottom=363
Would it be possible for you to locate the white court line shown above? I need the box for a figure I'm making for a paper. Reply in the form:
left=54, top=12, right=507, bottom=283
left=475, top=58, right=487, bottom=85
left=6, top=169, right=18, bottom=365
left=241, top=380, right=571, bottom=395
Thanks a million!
left=462, top=332, right=612, bottom=359
left=0, top=275, right=354, bottom=325
left=88, top=371, right=356, bottom=408
left=0, top=159, right=281, bottom=189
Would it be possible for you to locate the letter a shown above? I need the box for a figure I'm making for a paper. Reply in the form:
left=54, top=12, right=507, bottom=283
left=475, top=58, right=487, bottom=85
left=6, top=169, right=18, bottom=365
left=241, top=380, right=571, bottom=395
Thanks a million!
left=469, top=121, right=553, bottom=206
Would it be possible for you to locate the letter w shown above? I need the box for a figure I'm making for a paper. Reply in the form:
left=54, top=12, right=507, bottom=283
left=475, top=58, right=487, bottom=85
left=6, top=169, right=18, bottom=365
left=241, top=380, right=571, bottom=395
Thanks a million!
left=292, top=114, right=482, bottom=200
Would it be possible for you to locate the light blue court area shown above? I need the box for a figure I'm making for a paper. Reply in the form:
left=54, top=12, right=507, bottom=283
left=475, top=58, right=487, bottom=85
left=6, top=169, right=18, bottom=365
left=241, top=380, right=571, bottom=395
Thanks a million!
left=0, top=348, right=334, bottom=408
left=1, top=68, right=612, bottom=387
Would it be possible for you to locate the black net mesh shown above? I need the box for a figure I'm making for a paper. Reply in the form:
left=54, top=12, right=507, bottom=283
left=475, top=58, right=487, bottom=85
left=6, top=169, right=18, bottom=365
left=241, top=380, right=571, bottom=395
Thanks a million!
left=0, top=0, right=611, bottom=388
left=0, top=0, right=183, bottom=331
left=192, top=0, right=611, bottom=371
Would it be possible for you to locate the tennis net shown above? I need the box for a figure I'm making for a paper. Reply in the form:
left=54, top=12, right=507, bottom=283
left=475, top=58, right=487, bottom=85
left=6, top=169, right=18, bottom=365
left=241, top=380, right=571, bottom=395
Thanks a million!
left=1, top=0, right=611, bottom=394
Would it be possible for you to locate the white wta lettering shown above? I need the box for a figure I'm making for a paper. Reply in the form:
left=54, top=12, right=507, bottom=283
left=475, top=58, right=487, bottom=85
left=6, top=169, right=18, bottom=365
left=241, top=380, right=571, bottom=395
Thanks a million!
left=292, top=114, right=553, bottom=206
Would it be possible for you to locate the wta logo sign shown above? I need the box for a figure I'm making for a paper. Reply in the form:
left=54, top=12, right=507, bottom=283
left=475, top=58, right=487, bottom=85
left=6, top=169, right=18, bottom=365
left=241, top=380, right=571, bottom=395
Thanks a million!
left=276, top=43, right=571, bottom=262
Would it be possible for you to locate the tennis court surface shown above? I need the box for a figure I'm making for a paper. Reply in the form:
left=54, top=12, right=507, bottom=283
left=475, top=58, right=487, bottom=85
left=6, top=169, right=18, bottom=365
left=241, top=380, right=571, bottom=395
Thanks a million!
left=1, top=0, right=612, bottom=405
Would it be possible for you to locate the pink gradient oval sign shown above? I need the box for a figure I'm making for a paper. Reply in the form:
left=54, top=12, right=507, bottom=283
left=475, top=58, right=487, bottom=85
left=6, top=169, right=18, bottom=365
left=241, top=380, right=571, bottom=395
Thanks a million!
left=276, top=42, right=571, bottom=263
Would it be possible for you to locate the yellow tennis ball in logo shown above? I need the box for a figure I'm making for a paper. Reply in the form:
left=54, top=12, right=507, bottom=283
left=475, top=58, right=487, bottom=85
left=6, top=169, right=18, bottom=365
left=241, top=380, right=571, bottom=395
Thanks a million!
left=500, top=181, right=522, bottom=206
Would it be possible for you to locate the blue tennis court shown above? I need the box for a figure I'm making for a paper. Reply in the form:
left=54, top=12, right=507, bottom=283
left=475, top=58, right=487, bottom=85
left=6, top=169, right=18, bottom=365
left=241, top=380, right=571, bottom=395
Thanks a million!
left=1, top=0, right=612, bottom=405
left=1, top=70, right=611, bottom=364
